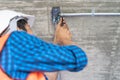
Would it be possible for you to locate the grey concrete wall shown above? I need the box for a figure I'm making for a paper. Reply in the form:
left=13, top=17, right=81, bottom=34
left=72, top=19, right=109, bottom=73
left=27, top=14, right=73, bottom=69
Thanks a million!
left=0, top=0, right=120, bottom=80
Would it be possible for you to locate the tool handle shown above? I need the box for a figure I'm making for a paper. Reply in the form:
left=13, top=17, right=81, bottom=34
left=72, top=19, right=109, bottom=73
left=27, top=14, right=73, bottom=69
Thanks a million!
left=60, top=17, right=64, bottom=26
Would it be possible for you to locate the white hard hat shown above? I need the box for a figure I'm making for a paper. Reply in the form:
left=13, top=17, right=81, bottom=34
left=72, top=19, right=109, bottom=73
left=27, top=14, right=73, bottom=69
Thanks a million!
left=0, top=10, right=35, bottom=35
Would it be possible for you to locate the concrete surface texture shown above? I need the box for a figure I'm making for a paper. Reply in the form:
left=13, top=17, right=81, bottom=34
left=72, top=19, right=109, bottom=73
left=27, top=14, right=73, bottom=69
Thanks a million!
left=0, top=0, right=120, bottom=80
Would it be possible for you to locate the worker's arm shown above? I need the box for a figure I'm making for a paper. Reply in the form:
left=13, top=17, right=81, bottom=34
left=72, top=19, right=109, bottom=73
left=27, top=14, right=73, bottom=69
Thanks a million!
left=6, top=30, right=87, bottom=72
left=5, top=18, right=87, bottom=72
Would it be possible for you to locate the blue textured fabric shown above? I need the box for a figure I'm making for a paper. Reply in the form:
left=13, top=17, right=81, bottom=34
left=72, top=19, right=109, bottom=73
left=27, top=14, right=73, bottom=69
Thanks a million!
left=0, top=31, right=88, bottom=80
